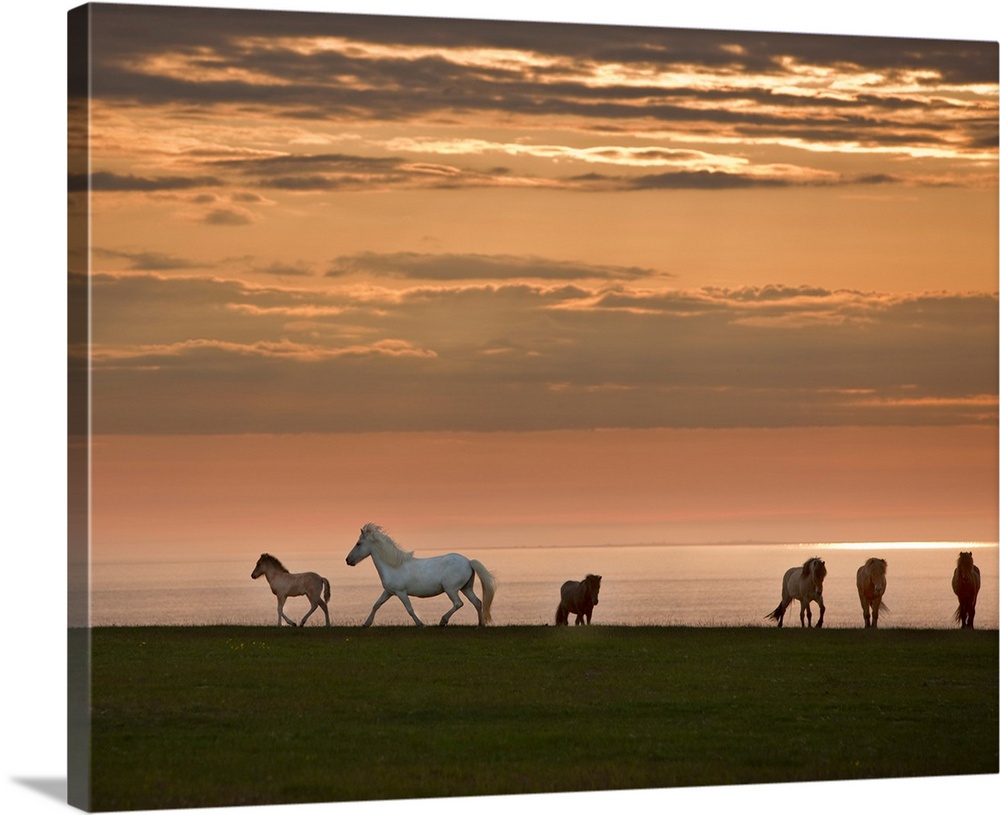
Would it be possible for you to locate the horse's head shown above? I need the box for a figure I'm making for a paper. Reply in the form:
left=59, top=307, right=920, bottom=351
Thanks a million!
left=957, top=551, right=974, bottom=571
left=346, top=526, right=374, bottom=566
left=806, top=558, right=827, bottom=585
left=585, top=574, right=602, bottom=605
left=869, top=558, right=887, bottom=595
left=251, top=556, right=264, bottom=579
left=252, top=553, right=285, bottom=579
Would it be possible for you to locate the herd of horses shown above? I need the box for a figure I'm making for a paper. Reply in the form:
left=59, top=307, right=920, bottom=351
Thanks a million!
left=252, top=526, right=983, bottom=630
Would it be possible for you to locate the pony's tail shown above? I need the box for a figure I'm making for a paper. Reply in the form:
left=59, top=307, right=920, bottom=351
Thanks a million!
left=765, top=602, right=784, bottom=622
left=470, top=559, right=497, bottom=624
left=322, top=578, right=331, bottom=603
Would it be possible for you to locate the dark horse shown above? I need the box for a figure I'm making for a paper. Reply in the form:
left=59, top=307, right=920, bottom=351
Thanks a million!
left=556, top=574, right=602, bottom=625
left=952, top=551, right=981, bottom=629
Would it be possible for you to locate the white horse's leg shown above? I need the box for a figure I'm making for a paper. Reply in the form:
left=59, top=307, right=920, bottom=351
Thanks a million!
left=461, top=585, right=484, bottom=626
left=319, top=598, right=330, bottom=626
left=871, top=598, right=880, bottom=628
left=816, top=596, right=825, bottom=628
left=396, top=592, right=425, bottom=627
left=363, top=589, right=393, bottom=627
left=439, top=588, right=464, bottom=626
left=800, top=599, right=811, bottom=627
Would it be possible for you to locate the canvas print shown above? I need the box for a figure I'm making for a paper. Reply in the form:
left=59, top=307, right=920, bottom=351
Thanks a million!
left=68, top=2, right=998, bottom=812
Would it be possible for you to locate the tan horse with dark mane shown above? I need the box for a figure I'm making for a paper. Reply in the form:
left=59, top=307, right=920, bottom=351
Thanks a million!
left=766, top=557, right=827, bottom=628
left=556, top=574, right=602, bottom=625
left=856, top=557, right=889, bottom=628
left=952, top=551, right=981, bottom=629
left=251, top=553, right=331, bottom=627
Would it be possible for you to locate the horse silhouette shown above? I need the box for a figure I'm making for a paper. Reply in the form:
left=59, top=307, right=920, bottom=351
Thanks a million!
left=556, top=574, right=602, bottom=625
left=856, top=557, right=889, bottom=628
left=767, top=557, right=827, bottom=628
left=952, top=551, right=981, bottom=629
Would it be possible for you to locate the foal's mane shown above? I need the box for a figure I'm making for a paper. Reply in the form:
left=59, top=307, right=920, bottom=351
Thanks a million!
left=258, top=553, right=288, bottom=573
left=362, top=523, right=414, bottom=568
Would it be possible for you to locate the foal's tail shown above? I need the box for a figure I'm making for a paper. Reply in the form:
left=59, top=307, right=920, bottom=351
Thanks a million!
left=470, top=559, right=497, bottom=624
left=322, top=577, right=331, bottom=603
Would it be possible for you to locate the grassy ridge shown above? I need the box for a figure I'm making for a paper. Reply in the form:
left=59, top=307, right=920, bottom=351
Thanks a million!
left=85, top=626, right=998, bottom=811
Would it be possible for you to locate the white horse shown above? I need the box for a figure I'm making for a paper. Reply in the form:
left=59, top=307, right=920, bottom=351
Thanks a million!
left=766, top=557, right=827, bottom=628
left=345, top=523, right=497, bottom=627
left=251, top=553, right=331, bottom=627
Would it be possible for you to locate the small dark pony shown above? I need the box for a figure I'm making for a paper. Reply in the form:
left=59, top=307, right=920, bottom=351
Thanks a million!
left=952, top=551, right=981, bottom=629
left=556, top=574, right=602, bottom=625
left=856, top=557, right=889, bottom=628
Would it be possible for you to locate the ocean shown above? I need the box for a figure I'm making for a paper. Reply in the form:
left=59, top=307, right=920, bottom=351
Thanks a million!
left=87, top=542, right=998, bottom=629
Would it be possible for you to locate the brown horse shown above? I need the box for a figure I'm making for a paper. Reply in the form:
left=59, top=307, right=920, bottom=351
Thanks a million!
left=952, top=551, right=981, bottom=629
left=556, top=574, right=602, bottom=625
left=767, top=557, right=827, bottom=628
left=251, top=553, right=331, bottom=627
left=856, top=558, right=889, bottom=628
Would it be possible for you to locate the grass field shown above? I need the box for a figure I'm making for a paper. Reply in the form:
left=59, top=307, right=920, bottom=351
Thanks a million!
left=83, top=625, right=998, bottom=811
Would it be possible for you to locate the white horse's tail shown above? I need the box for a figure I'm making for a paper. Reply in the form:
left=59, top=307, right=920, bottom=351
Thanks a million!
left=470, top=560, right=497, bottom=624
left=322, top=577, right=331, bottom=603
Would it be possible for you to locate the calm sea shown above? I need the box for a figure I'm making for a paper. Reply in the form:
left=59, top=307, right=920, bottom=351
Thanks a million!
left=87, top=542, right=997, bottom=629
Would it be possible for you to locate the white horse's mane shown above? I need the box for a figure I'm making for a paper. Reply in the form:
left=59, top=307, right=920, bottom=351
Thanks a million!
left=362, top=523, right=414, bottom=568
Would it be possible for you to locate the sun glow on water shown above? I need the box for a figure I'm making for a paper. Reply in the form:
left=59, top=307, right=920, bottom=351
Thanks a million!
left=805, top=541, right=997, bottom=551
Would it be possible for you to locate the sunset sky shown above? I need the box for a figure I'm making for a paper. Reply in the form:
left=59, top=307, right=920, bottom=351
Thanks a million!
left=69, top=1, right=998, bottom=559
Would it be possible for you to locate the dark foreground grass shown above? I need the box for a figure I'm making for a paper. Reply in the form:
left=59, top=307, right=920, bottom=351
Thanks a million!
left=83, top=625, right=997, bottom=811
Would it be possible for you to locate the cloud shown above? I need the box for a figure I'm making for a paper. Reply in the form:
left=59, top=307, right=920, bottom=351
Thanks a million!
left=325, top=252, right=662, bottom=282
left=76, top=271, right=998, bottom=434
left=78, top=5, right=996, bottom=193
left=254, top=261, right=315, bottom=277
left=71, top=171, right=223, bottom=192
left=203, top=207, right=254, bottom=226
left=93, top=248, right=199, bottom=271
left=602, top=171, right=796, bottom=191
